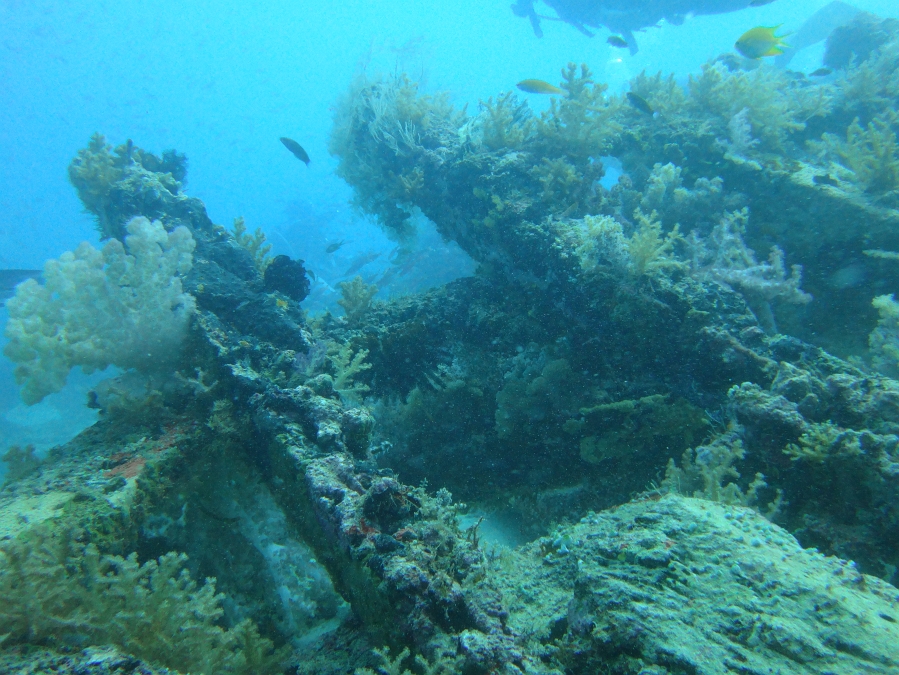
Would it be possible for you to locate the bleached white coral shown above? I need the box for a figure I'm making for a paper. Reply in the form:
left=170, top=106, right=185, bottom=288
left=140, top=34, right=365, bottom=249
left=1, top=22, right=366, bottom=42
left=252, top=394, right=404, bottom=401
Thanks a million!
left=691, top=209, right=810, bottom=304
left=576, top=214, right=630, bottom=272
left=640, top=162, right=683, bottom=212
left=727, top=108, right=760, bottom=155
left=3, top=216, right=195, bottom=404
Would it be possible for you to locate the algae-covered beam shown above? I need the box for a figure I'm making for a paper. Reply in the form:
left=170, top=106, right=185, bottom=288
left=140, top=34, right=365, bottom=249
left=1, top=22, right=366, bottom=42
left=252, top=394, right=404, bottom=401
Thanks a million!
left=61, top=137, right=540, bottom=671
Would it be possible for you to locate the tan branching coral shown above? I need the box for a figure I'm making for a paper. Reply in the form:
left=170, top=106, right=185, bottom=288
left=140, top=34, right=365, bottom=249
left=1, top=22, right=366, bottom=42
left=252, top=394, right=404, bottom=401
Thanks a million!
left=628, top=208, right=685, bottom=277
left=835, top=114, right=899, bottom=196
left=836, top=38, right=899, bottom=119
left=628, top=70, right=687, bottom=115
left=328, top=342, right=372, bottom=398
left=575, top=209, right=684, bottom=277
left=0, top=530, right=286, bottom=675
left=68, top=134, right=187, bottom=240
left=535, top=63, right=620, bottom=161
left=232, top=216, right=273, bottom=273
left=688, top=62, right=830, bottom=152
left=338, top=275, right=379, bottom=323
left=472, top=91, right=533, bottom=151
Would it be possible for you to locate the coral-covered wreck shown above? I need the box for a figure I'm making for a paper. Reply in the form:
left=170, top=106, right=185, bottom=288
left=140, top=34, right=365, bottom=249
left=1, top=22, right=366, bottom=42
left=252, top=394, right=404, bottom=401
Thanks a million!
left=3, top=17, right=899, bottom=675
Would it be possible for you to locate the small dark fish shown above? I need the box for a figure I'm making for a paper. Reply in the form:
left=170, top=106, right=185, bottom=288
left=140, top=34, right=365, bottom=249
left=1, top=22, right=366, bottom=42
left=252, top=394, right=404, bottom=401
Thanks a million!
left=280, top=137, right=310, bottom=165
left=809, top=67, right=833, bottom=77
left=749, top=0, right=776, bottom=6
left=607, top=35, right=629, bottom=48
left=196, top=501, right=242, bottom=524
left=325, top=240, right=347, bottom=254
left=626, top=92, right=654, bottom=115
left=344, top=252, right=381, bottom=277
left=516, top=79, right=564, bottom=95
left=0, top=269, right=42, bottom=305
left=813, top=174, right=839, bottom=187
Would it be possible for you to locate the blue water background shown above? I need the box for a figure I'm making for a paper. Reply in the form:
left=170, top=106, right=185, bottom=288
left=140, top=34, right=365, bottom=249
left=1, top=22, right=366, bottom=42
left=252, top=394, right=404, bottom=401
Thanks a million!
left=1, top=0, right=897, bottom=460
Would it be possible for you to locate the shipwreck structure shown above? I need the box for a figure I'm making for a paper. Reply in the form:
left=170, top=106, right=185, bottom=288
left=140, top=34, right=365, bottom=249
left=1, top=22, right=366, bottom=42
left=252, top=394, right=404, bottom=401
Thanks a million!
left=2, top=18, right=899, bottom=675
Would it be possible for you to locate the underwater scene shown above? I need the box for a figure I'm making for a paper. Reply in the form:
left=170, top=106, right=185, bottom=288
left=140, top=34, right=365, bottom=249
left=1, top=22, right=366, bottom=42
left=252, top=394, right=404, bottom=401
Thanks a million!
left=4, top=0, right=899, bottom=672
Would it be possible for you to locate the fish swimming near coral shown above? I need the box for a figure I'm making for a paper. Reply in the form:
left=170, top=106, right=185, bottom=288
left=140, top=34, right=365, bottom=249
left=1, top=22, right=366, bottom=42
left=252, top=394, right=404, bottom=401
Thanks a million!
left=735, top=25, right=790, bottom=59
left=626, top=92, right=654, bottom=115
left=325, top=240, right=348, bottom=254
left=513, top=0, right=756, bottom=54
left=343, top=252, right=381, bottom=277
left=809, top=67, right=833, bottom=77
left=606, top=35, right=629, bottom=48
left=280, top=137, right=310, bottom=165
left=0, top=269, right=41, bottom=306
left=516, top=79, right=564, bottom=95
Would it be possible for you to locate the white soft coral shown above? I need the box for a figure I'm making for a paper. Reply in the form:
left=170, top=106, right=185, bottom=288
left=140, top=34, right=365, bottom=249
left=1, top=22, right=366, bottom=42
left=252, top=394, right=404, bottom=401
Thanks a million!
left=3, top=216, right=195, bottom=404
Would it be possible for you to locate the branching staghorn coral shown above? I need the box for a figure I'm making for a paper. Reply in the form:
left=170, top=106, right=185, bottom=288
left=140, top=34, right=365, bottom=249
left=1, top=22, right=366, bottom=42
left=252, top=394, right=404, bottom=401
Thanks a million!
left=719, top=107, right=762, bottom=164
left=355, top=646, right=457, bottom=675
left=575, top=214, right=631, bottom=273
left=783, top=421, right=862, bottom=463
left=3, top=217, right=195, bottom=405
left=640, top=162, right=683, bottom=213
left=633, top=162, right=729, bottom=234
left=531, top=157, right=588, bottom=207
left=662, top=431, right=781, bottom=517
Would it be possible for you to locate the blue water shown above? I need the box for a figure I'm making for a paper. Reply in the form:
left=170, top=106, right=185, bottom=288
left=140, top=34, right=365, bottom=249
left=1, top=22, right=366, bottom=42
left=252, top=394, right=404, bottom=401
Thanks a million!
left=1, top=0, right=897, bottom=456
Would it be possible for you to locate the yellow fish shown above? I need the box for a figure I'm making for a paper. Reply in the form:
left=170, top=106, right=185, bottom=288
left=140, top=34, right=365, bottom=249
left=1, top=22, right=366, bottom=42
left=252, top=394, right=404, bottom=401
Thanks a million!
left=735, top=25, right=789, bottom=59
left=516, top=79, right=564, bottom=95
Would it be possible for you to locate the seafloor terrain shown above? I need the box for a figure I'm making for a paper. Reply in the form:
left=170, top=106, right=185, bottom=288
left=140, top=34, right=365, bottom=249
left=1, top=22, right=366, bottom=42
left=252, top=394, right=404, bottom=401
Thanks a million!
left=2, top=13, right=899, bottom=675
